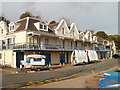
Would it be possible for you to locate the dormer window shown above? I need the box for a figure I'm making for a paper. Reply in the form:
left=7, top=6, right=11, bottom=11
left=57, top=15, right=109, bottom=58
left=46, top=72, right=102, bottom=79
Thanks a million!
left=40, top=24, right=43, bottom=29
left=44, top=25, right=47, bottom=30
left=34, top=22, right=48, bottom=31
left=0, top=27, right=3, bottom=34
left=39, top=23, right=48, bottom=31
left=10, top=25, right=14, bottom=30
left=1, top=29, right=3, bottom=34
left=9, top=23, right=15, bottom=32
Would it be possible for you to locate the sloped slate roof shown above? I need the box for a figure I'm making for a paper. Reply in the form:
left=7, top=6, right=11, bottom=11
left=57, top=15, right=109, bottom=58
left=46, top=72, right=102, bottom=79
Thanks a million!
left=16, top=19, right=27, bottom=31
left=15, top=17, right=54, bottom=34
left=16, top=17, right=39, bottom=31
left=27, top=18, right=39, bottom=31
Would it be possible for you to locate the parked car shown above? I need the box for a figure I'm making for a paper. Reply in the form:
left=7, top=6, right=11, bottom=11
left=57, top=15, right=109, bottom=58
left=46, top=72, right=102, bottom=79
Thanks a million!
left=112, top=54, right=120, bottom=59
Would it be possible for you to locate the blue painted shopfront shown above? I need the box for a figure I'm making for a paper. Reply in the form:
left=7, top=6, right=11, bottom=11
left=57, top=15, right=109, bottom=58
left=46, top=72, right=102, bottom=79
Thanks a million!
left=40, top=53, right=51, bottom=66
left=100, top=52, right=107, bottom=59
left=60, top=53, right=65, bottom=64
left=16, top=52, right=24, bottom=68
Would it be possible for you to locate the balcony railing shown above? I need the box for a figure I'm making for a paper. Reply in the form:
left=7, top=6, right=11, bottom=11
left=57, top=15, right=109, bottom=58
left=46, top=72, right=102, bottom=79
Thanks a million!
left=1, top=43, right=85, bottom=51
left=0, top=43, right=111, bottom=52
left=96, top=48, right=111, bottom=52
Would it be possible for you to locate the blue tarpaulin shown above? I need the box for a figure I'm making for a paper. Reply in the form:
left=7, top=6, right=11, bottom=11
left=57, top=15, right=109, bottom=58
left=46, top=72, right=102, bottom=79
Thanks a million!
left=99, top=71, right=120, bottom=88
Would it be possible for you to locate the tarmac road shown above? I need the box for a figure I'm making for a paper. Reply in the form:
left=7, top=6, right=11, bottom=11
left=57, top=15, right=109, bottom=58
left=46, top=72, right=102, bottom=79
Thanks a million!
left=1, top=59, right=118, bottom=88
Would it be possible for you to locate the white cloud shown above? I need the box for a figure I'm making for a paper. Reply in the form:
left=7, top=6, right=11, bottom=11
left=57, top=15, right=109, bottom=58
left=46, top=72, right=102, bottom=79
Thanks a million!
left=2, top=2, right=118, bottom=35
left=1, top=0, right=120, bottom=2
left=0, top=2, right=2, bottom=16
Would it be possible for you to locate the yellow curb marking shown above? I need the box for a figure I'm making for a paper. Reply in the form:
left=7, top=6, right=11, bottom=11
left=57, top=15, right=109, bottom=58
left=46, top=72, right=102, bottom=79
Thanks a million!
left=1, top=66, right=116, bottom=89
left=23, top=66, right=117, bottom=88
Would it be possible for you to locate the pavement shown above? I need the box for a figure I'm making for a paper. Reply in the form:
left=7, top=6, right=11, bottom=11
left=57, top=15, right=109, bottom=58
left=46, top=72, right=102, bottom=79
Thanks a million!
left=0, top=64, right=64, bottom=74
left=34, top=73, right=100, bottom=88
left=1, top=59, right=118, bottom=88
left=0, top=58, right=113, bottom=74
left=34, top=65, right=117, bottom=88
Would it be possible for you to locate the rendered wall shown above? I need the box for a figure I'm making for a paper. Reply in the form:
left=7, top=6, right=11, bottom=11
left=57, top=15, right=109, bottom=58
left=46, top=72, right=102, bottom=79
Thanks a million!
left=51, top=52, right=60, bottom=64
left=10, top=31, right=27, bottom=43
left=0, top=50, right=16, bottom=68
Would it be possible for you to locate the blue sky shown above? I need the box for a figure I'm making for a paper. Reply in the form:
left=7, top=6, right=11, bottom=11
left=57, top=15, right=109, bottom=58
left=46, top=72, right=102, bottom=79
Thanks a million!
left=1, top=1, right=118, bottom=35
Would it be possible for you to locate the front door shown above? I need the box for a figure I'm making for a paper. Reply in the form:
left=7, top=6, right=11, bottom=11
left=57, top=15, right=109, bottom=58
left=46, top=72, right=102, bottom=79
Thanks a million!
left=60, top=53, right=65, bottom=64
left=16, top=52, right=24, bottom=68
left=40, top=53, right=51, bottom=66
left=66, top=53, right=69, bottom=64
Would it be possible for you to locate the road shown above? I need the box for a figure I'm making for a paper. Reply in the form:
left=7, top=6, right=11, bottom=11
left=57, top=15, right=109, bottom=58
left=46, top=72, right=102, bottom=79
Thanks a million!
left=1, top=59, right=118, bottom=88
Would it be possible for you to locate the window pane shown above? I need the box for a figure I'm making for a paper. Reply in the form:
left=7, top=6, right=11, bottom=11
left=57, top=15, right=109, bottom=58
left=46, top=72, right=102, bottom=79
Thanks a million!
left=45, top=39, right=48, bottom=45
left=40, top=24, right=43, bottom=29
left=0, top=53, right=2, bottom=59
left=34, top=58, right=42, bottom=61
left=26, top=60, right=30, bottom=63
left=44, top=25, right=47, bottom=30
left=62, top=28, right=64, bottom=34
left=1, top=29, right=3, bottom=34
left=10, top=25, right=15, bottom=31
left=12, top=26, right=14, bottom=30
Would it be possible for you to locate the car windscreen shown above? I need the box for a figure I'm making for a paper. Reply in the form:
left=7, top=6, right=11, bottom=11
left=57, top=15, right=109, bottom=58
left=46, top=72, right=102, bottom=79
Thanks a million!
left=26, top=60, right=30, bottom=63
left=34, top=58, right=42, bottom=61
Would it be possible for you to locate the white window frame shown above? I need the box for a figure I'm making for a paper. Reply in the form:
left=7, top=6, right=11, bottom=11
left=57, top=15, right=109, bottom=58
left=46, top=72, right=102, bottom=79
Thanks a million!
left=0, top=27, right=3, bottom=35
left=40, top=24, right=43, bottom=30
left=45, top=38, right=49, bottom=45
left=44, top=25, right=47, bottom=30
left=39, top=23, right=48, bottom=31
left=9, top=25, right=15, bottom=32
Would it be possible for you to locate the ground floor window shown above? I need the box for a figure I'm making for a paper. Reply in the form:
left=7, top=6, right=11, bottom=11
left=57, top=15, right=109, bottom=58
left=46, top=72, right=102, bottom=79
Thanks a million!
left=0, top=53, right=2, bottom=59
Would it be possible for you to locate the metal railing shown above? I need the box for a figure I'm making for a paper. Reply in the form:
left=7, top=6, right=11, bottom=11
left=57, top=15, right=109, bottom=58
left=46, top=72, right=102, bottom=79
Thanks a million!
left=96, top=48, right=111, bottom=52
left=0, top=43, right=111, bottom=51
left=1, top=43, right=85, bottom=51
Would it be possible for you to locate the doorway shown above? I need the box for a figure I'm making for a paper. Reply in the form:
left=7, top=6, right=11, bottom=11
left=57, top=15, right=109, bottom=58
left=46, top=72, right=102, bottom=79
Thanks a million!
left=60, top=52, right=65, bottom=64
left=16, top=52, right=24, bottom=68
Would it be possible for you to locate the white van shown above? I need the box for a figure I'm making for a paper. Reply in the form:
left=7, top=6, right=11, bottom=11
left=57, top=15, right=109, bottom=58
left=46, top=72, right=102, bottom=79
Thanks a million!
left=20, top=54, right=48, bottom=70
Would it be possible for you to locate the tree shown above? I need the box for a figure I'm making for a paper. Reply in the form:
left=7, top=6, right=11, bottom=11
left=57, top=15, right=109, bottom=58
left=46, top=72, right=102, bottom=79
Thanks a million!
left=107, top=35, right=120, bottom=50
left=89, top=30, right=94, bottom=34
left=86, top=30, right=94, bottom=34
left=0, top=16, right=10, bottom=25
left=49, top=20, right=56, bottom=24
left=20, top=12, right=31, bottom=19
left=94, top=31, right=108, bottom=39
left=20, top=11, right=40, bottom=19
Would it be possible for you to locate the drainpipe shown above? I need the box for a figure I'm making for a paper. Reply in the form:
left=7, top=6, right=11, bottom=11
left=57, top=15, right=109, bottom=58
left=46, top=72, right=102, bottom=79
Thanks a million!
left=32, top=34, right=34, bottom=49
left=37, top=34, right=41, bottom=49
left=3, top=51, right=5, bottom=67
